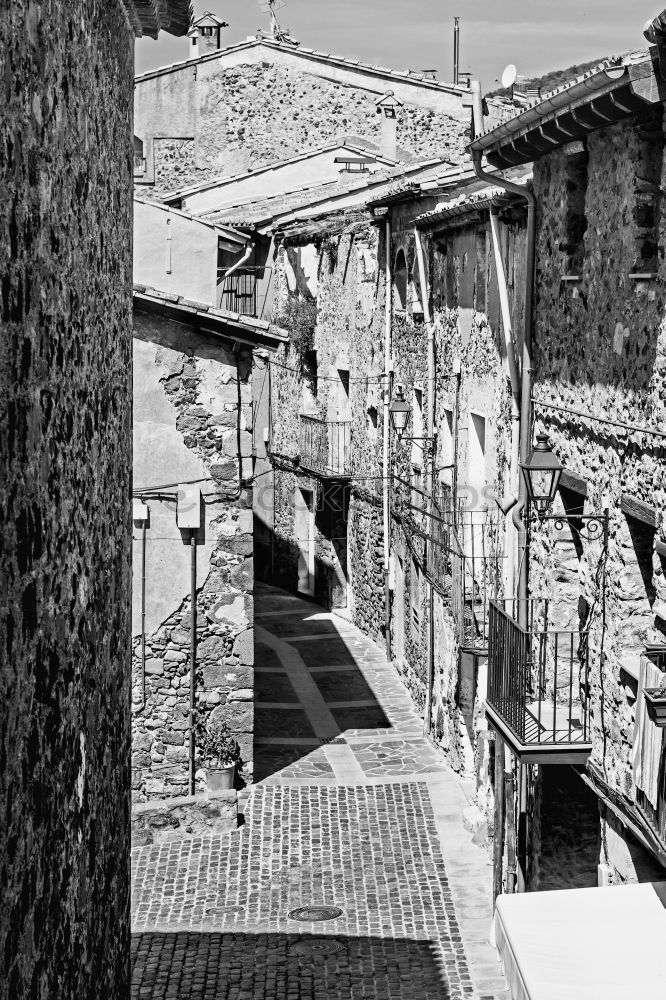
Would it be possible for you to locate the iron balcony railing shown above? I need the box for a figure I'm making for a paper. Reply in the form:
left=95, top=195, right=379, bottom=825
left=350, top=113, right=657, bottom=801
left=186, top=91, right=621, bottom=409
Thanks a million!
left=487, top=598, right=591, bottom=749
left=299, top=416, right=351, bottom=478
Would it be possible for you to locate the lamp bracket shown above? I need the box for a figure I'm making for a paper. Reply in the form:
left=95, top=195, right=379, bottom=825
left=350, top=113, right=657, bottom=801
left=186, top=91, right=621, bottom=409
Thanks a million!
left=526, top=507, right=609, bottom=545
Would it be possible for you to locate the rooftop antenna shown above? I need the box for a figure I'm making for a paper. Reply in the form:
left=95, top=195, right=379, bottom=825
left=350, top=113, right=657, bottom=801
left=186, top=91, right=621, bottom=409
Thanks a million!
left=259, top=0, right=289, bottom=41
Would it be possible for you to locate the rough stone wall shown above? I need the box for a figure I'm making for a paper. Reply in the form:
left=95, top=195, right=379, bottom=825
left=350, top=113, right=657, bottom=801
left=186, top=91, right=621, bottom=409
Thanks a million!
left=148, top=61, right=469, bottom=193
left=531, top=114, right=666, bottom=878
left=132, top=313, right=254, bottom=800
left=0, top=2, right=134, bottom=997
left=153, top=138, right=198, bottom=192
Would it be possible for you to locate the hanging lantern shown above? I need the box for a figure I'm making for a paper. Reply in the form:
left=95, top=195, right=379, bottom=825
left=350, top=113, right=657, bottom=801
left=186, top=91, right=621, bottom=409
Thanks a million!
left=389, top=385, right=411, bottom=439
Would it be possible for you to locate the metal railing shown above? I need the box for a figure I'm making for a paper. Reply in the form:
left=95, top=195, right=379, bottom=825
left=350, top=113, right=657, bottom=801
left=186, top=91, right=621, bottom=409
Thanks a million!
left=299, top=416, right=351, bottom=478
left=487, top=599, right=590, bottom=748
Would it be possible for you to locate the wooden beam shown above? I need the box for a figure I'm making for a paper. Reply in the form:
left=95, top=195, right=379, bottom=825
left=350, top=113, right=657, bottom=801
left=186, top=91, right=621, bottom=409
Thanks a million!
left=620, top=494, right=659, bottom=528
left=559, top=468, right=589, bottom=496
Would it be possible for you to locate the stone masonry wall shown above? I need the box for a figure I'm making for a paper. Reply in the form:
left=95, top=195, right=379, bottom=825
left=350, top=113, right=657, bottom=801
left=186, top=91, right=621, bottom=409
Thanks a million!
left=531, top=115, right=666, bottom=879
left=0, top=2, right=134, bottom=997
left=132, top=313, right=254, bottom=800
left=150, top=61, right=469, bottom=193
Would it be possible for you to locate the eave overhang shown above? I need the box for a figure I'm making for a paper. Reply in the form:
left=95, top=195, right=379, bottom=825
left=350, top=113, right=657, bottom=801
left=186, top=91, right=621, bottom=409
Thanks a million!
left=470, top=53, right=666, bottom=169
left=122, top=0, right=192, bottom=39
left=133, top=286, right=287, bottom=351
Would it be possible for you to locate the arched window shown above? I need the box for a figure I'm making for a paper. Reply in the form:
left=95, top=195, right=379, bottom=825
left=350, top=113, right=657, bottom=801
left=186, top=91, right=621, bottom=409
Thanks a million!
left=394, top=248, right=408, bottom=312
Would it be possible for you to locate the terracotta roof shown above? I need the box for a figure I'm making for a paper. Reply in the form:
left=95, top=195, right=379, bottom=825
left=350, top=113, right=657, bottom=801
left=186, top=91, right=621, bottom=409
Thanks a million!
left=134, top=34, right=467, bottom=96
left=201, top=158, right=456, bottom=231
left=133, top=284, right=287, bottom=349
left=415, top=176, right=531, bottom=228
left=121, top=0, right=192, bottom=40
left=161, top=142, right=398, bottom=204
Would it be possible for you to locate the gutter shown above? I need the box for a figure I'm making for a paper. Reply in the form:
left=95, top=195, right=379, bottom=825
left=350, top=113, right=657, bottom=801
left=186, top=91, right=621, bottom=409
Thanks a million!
left=414, top=228, right=436, bottom=737
left=470, top=139, right=536, bottom=623
left=471, top=60, right=628, bottom=154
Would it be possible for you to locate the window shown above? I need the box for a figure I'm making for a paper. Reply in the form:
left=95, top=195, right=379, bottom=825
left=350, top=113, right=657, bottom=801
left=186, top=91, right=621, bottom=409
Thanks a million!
left=562, top=145, right=589, bottom=274
left=439, top=407, right=455, bottom=506
left=467, top=412, right=486, bottom=511
left=394, top=248, right=408, bottom=312
left=475, top=228, right=488, bottom=312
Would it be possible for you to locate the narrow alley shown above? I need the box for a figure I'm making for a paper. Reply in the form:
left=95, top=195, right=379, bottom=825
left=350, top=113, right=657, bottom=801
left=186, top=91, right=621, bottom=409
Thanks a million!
left=131, top=584, right=506, bottom=1000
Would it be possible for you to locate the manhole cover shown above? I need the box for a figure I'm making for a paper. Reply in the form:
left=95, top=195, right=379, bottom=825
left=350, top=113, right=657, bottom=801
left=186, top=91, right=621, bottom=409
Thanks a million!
left=288, top=905, right=343, bottom=921
left=289, top=939, right=346, bottom=959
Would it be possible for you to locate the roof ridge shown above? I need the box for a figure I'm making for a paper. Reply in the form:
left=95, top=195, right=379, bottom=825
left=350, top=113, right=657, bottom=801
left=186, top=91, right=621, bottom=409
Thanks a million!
left=135, top=34, right=466, bottom=96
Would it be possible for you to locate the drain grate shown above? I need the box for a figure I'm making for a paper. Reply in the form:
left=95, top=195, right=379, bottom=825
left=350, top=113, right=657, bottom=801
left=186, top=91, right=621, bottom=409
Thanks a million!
left=289, top=939, right=346, bottom=960
left=288, top=905, right=343, bottom=921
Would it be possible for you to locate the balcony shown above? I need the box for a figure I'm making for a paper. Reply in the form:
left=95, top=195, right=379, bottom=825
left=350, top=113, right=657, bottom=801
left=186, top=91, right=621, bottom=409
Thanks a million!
left=299, top=416, right=351, bottom=479
left=486, top=599, right=592, bottom=763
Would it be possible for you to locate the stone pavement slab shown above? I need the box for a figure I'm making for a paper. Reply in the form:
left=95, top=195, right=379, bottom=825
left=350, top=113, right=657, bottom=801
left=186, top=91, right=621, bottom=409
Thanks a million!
left=131, top=584, right=506, bottom=1000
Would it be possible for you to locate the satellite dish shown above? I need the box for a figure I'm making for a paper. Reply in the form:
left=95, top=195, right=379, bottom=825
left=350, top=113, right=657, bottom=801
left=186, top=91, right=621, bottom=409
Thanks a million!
left=501, top=64, right=517, bottom=89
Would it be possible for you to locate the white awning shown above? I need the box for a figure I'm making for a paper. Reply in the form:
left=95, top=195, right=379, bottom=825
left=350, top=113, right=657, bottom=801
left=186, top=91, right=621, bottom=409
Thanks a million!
left=492, top=882, right=666, bottom=1000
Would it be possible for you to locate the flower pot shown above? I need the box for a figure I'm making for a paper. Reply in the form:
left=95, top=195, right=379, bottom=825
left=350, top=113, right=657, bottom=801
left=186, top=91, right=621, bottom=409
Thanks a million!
left=643, top=688, right=666, bottom=727
left=206, top=763, right=235, bottom=792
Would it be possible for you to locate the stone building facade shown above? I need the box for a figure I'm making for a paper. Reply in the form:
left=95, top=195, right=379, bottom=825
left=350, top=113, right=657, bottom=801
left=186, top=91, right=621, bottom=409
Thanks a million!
left=131, top=289, right=285, bottom=799
left=134, top=34, right=472, bottom=194
left=262, top=165, right=529, bottom=783
left=0, top=1, right=188, bottom=998
left=471, top=50, right=666, bottom=894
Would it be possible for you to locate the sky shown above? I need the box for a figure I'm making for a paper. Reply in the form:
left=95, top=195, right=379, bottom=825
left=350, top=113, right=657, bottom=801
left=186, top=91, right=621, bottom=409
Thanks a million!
left=136, top=0, right=661, bottom=90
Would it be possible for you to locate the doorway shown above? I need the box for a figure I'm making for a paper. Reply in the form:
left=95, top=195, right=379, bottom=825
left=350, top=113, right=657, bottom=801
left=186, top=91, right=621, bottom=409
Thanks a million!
left=295, top=486, right=315, bottom=597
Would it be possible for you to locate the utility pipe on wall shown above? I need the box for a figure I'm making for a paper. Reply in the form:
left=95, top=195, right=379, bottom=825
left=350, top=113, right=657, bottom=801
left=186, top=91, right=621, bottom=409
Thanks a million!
left=189, top=531, right=197, bottom=796
left=470, top=145, right=537, bottom=624
left=414, top=227, right=436, bottom=736
left=489, top=209, right=520, bottom=601
left=383, top=219, right=393, bottom=661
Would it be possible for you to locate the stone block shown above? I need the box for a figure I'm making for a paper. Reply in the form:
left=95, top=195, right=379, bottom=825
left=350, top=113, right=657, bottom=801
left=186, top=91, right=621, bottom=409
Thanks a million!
left=198, top=635, right=228, bottom=662
left=227, top=689, right=253, bottom=702
left=145, top=658, right=164, bottom=675
left=230, top=558, right=253, bottom=592
left=131, top=791, right=238, bottom=844
left=232, top=628, right=253, bottom=665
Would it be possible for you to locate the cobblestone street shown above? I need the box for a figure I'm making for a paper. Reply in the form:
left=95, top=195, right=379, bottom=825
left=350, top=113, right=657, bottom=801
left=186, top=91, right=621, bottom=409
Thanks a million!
left=131, top=585, right=506, bottom=999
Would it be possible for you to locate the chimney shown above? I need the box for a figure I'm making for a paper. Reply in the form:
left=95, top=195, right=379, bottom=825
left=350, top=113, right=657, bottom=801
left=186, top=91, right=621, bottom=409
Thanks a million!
left=188, top=11, right=229, bottom=60
left=375, top=91, right=404, bottom=162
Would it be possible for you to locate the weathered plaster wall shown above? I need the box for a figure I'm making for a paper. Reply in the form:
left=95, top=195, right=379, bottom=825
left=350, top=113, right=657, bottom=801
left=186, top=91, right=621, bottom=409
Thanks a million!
left=531, top=114, right=666, bottom=880
left=133, top=199, right=219, bottom=303
left=0, top=2, right=134, bottom=997
left=135, top=50, right=470, bottom=193
left=132, top=312, right=254, bottom=800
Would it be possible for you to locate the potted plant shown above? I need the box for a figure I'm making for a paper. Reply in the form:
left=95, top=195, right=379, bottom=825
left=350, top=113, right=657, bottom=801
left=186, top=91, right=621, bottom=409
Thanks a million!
left=197, top=718, right=240, bottom=791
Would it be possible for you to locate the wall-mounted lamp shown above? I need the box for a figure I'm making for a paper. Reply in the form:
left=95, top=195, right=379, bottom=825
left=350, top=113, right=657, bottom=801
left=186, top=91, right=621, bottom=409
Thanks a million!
left=388, top=384, right=411, bottom=440
left=519, top=433, right=563, bottom=520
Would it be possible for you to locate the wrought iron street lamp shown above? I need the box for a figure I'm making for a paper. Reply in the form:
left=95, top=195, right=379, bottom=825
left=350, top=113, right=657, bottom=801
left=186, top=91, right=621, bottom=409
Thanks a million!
left=519, top=433, right=563, bottom=520
left=388, top=385, right=411, bottom=440
left=519, top=432, right=609, bottom=545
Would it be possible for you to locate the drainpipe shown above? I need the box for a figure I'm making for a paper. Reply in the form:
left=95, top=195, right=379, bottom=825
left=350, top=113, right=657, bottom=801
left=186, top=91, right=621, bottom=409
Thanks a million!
left=383, top=219, right=393, bottom=661
left=471, top=82, right=537, bottom=896
left=219, top=243, right=253, bottom=306
left=470, top=142, right=536, bottom=627
left=489, top=208, right=520, bottom=601
left=414, top=227, right=436, bottom=736
left=189, top=531, right=197, bottom=796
